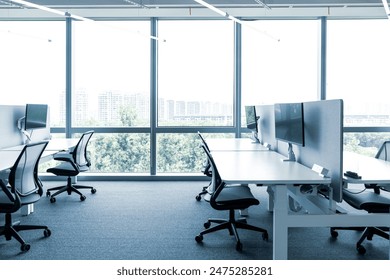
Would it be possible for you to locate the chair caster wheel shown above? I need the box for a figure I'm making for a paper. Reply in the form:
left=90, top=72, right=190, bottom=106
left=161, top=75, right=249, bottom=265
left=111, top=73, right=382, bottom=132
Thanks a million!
left=195, top=195, right=201, bottom=201
left=21, top=243, right=30, bottom=252
left=204, top=221, right=211, bottom=229
left=46, top=191, right=50, bottom=197
left=330, top=229, right=338, bottom=238
left=195, top=235, right=203, bottom=243
left=50, top=197, right=56, bottom=203
left=44, top=229, right=51, bottom=237
left=236, top=242, right=243, bottom=251
left=91, top=188, right=97, bottom=194
left=80, top=195, right=86, bottom=201
left=262, top=232, right=269, bottom=241
left=357, top=245, right=366, bottom=255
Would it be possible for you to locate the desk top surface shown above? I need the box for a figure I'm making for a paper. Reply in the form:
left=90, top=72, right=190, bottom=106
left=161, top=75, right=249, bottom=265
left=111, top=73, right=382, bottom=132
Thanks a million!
left=212, top=150, right=330, bottom=185
left=0, top=138, right=78, bottom=171
left=2, top=138, right=79, bottom=151
left=344, top=151, right=390, bottom=184
left=206, top=138, right=269, bottom=152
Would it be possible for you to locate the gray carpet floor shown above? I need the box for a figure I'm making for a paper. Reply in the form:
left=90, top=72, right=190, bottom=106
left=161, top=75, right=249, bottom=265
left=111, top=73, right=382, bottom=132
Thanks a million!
left=0, top=181, right=389, bottom=260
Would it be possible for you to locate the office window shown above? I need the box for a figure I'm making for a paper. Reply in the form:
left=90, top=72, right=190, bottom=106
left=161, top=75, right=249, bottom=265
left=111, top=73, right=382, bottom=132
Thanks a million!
left=241, top=20, right=319, bottom=125
left=72, top=21, right=150, bottom=127
left=157, top=20, right=234, bottom=127
left=327, top=19, right=390, bottom=127
left=0, top=21, right=65, bottom=128
left=344, top=133, right=390, bottom=157
left=156, top=133, right=234, bottom=173
left=88, top=133, right=150, bottom=173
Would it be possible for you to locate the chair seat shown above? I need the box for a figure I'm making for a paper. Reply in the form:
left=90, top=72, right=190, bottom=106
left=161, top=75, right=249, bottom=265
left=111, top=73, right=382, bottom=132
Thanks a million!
left=0, top=187, right=41, bottom=211
left=214, top=185, right=260, bottom=209
left=342, top=189, right=390, bottom=213
left=47, top=162, right=79, bottom=177
left=0, top=191, right=15, bottom=210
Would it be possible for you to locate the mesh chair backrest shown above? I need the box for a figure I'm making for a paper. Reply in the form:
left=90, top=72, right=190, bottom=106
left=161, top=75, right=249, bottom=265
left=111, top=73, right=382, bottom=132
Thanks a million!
left=376, top=141, right=390, bottom=161
left=198, top=132, right=210, bottom=152
left=73, top=131, right=94, bottom=167
left=9, top=141, right=48, bottom=196
left=201, top=145, right=225, bottom=209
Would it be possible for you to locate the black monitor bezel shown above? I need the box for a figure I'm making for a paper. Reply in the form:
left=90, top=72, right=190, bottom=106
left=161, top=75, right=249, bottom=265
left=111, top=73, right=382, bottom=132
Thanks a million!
left=245, top=105, right=258, bottom=132
left=274, top=102, right=305, bottom=147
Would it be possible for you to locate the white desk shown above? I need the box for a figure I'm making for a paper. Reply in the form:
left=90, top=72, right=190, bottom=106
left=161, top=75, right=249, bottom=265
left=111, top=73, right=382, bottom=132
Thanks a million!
left=212, top=150, right=390, bottom=259
left=0, top=150, right=57, bottom=171
left=206, top=138, right=269, bottom=152
left=344, top=151, right=390, bottom=184
left=212, top=150, right=331, bottom=260
left=0, top=138, right=79, bottom=215
left=2, top=138, right=79, bottom=152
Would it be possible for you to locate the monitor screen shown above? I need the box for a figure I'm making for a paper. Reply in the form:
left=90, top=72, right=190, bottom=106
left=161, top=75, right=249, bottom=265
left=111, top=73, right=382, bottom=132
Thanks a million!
left=25, top=104, right=48, bottom=130
left=245, top=105, right=258, bottom=132
left=274, top=102, right=305, bottom=146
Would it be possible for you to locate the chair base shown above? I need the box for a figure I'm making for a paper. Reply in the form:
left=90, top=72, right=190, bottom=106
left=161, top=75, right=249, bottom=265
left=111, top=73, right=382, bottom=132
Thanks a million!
left=46, top=177, right=96, bottom=203
left=330, top=226, right=389, bottom=255
left=0, top=213, right=51, bottom=252
left=195, top=209, right=268, bottom=251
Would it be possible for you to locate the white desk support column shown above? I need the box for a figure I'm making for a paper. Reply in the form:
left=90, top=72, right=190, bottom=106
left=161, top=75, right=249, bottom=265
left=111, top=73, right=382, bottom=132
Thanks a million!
left=272, top=185, right=289, bottom=260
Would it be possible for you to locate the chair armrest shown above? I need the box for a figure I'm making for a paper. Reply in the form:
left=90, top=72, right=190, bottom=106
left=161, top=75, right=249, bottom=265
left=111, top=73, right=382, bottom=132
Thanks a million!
left=53, top=152, right=73, bottom=161
left=52, top=152, right=80, bottom=171
left=0, top=179, right=15, bottom=202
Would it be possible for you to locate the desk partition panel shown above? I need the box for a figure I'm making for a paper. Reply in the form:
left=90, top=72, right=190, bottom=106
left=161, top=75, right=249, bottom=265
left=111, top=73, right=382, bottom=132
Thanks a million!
left=256, top=100, right=344, bottom=202
left=255, top=104, right=277, bottom=149
left=298, top=99, right=343, bottom=202
left=0, top=105, right=25, bottom=149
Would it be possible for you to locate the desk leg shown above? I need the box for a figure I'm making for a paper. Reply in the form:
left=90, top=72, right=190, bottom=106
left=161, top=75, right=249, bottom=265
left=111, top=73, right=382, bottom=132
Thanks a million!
left=21, top=203, right=34, bottom=216
left=266, top=186, right=274, bottom=212
left=272, top=185, right=289, bottom=260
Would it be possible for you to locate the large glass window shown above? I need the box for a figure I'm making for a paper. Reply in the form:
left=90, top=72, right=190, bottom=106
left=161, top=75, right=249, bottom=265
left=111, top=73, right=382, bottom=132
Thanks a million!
left=157, top=20, right=234, bottom=127
left=327, top=19, right=390, bottom=127
left=0, top=21, right=65, bottom=127
left=72, top=21, right=150, bottom=127
left=344, top=133, right=390, bottom=157
left=89, top=133, right=150, bottom=173
left=156, top=133, right=235, bottom=174
left=241, top=20, right=319, bottom=126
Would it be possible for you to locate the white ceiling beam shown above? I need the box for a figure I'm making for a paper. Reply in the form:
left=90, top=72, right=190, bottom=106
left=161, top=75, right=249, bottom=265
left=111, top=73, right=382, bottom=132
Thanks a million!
left=381, top=0, right=390, bottom=19
left=0, top=6, right=387, bottom=20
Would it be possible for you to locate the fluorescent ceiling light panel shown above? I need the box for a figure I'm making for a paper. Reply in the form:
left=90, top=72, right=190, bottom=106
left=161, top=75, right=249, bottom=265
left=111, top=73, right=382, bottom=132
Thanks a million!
left=8, top=0, right=91, bottom=20
left=382, top=0, right=390, bottom=19
left=253, top=0, right=271, bottom=10
left=122, top=0, right=150, bottom=9
left=194, top=0, right=278, bottom=42
left=7, top=0, right=163, bottom=41
left=194, top=0, right=242, bottom=24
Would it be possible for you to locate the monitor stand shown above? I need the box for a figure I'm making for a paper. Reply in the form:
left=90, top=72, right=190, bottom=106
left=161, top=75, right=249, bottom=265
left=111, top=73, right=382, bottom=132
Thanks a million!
left=283, top=143, right=296, bottom=162
left=17, top=117, right=32, bottom=144
left=251, top=131, right=261, bottom=144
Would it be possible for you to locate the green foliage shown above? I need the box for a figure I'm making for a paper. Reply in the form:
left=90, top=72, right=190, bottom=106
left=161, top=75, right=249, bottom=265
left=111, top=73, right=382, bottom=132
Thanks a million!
left=157, top=134, right=203, bottom=173
left=90, top=133, right=150, bottom=173
left=344, top=133, right=390, bottom=157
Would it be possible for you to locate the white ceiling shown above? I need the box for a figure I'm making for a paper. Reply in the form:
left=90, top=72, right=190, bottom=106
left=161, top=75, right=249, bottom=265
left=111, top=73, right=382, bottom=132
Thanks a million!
left=0, top=0, right=388, bottom=19
left=0, top=1, right=386, bottom=9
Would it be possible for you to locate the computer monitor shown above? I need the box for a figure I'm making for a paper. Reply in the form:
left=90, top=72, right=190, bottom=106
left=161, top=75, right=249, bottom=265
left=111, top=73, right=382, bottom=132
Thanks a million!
left=25, top=104, right=48, bottom=130
left=245, top=105, right=260, bottom=143
left=274, top=102, right=305, bottom=161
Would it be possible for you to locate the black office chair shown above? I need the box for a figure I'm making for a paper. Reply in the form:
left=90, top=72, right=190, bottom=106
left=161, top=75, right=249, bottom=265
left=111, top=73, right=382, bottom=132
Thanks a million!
left=0, top=141, right=51, bottom=252
left=331, top=141, right=390, bottom=254
left=195, top=132, right=213, bottom=201
left=195, top=144, right=268, bottom=251
left=46, top=131, right=96, bottom=203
